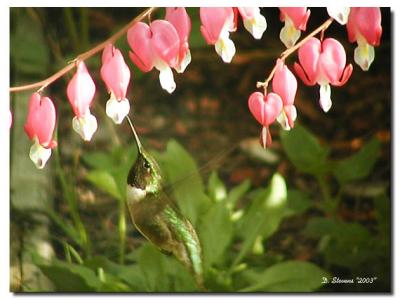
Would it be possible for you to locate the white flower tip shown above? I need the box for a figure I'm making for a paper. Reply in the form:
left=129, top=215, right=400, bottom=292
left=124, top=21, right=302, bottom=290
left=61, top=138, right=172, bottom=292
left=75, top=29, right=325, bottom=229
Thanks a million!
left=319, top=84, right=332, bottom=113
left=244, top=14, right=267, bottom=40
left=327, top=7, right=350, bottom=25
left=106, top=97, right=130, bottom=124
left=175, top=50, right=191, bottom=73
left=29, top=140, right=52, bottom=169
left=215, top=34, right=236, bottom=63
left=354, top=42, right=375, bottom=71
left=72, top=111, right=98, bottom=141
left=277, top=111, right=291, bottom=131
left=280, top=21, right=301, bottom=48
left=159, top=67, right=176, bottom=94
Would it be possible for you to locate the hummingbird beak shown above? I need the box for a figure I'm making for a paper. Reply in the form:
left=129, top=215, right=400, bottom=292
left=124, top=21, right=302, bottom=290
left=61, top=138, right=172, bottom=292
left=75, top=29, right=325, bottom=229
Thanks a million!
left=126, top=116, right=143, bottom=154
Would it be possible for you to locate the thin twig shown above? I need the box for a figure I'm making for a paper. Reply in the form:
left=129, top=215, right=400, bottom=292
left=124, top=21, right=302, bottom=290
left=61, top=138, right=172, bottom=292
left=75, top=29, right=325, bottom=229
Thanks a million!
left=256, top=17, right=334, bottom=94
left=10, top=7, right=157, bottom=93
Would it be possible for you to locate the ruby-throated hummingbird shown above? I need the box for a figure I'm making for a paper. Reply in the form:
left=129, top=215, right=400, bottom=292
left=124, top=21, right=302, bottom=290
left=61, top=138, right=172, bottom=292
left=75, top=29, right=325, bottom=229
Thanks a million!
left=125, top=117, right=204, bottom=289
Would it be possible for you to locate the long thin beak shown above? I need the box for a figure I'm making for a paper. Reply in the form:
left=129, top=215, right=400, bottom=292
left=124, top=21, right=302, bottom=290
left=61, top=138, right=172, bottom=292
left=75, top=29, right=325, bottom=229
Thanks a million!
left=126, top=116, right=143, bottom=154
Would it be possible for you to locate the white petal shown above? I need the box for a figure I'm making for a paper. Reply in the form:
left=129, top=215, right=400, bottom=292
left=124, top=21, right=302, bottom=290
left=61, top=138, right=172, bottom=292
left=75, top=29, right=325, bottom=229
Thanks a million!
left=243, top=14, right=267, bottom=40
left=215, top=32, right=236, bottom=63
left=175, top=49, right=191, bottom=73
left=319, top=84, right=332, bottom=112
left=276, top=111, right=291, bottom=131
left=327, top=7, right=350, bottom=25
left=29, top=138, right=52, bottom=169
left=279, top=20, right=301, bottom=48
left=106, top=97, right=130, bottom=124
left=354, top=42, right=375, bottom=71
left=158, top=66, right=176, bottom=94
left=72, top=110, right=98, bottom=141
left=290, top=105, right=297, bottom=122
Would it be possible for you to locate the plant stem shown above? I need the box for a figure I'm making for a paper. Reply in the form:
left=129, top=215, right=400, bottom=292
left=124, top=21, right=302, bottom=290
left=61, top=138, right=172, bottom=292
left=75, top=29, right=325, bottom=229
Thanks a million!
left=317, top=175, right=336, bottom=215
left=118, top=198, right=126, bottom=265
left=10, top=7, right=157, bottom=93
left=54, top=128, right=92, bottom=257
left=256, top=17, right=334, bottom=94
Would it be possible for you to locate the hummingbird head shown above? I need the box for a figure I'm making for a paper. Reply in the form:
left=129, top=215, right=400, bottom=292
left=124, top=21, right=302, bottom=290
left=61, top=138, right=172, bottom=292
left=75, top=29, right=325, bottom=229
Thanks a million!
left=126, top=117, right=163, bottom=202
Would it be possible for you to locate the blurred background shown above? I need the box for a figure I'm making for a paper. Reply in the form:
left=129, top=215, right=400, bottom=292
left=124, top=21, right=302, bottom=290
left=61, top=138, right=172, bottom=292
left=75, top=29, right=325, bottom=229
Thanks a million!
left=10, top=7, right=391, bottom=292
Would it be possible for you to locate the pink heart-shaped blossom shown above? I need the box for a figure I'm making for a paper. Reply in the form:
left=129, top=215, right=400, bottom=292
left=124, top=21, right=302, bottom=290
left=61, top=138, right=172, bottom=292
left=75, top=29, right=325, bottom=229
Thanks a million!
left=295, top=37, right=352, bottom=87
left=24, top=93, right=57, bottom=148
left=248, top=92, right=283, bottom=127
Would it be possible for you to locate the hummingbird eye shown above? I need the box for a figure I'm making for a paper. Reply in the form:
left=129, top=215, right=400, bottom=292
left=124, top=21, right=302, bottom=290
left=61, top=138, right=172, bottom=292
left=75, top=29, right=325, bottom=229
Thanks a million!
left=143, top=160, right=151, bottom=170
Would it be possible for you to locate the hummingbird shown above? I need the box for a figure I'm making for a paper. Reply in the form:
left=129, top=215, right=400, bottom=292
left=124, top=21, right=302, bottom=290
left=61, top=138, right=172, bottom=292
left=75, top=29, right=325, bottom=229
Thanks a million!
left=125, top=117, right=204, bottom=289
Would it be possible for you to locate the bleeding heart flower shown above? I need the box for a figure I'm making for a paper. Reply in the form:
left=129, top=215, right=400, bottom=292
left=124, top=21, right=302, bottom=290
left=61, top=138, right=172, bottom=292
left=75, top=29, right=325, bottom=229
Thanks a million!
left=279, top=7, right=310, bottom=48
left=248, top=91, right=283, bottom=148
left=238, top=7, right=267, bottom=39
left=347, top=7, right=382, bottom=71
left=272, top=59, right=298, bottom=130
left=100, top=44, right=131, bottom=124
left=165, top=7, right=192, bottom=73
left=200, top=7, right=237, bottom=63
left=327, top=7, right=350, bottom=25
left=67, top=61, right=97, bottom=141
left=294, top=37, right=353, bottom=112
left=24, top=93, right=57, bottom=169
left=127, top=20, right=180, bottom=93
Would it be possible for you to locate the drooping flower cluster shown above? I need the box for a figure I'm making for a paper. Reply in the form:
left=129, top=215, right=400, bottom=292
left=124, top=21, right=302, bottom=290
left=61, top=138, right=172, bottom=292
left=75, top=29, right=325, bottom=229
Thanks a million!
left=14, top=7, right=383, bottom=167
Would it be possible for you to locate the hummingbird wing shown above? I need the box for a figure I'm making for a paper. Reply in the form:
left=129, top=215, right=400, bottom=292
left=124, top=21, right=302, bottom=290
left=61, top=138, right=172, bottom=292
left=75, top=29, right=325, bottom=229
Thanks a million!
left=128, top=192, right=203, bottom=288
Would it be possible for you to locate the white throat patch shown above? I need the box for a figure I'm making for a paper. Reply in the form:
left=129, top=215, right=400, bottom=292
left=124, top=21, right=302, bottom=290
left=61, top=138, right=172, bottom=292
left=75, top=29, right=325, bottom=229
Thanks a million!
left=126, top=185, right=147, bottom=203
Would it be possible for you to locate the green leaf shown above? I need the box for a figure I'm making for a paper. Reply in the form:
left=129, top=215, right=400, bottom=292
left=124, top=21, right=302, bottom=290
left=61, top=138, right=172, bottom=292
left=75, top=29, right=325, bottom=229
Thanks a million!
left=280, top=125, right=329, bottom=175
left=156, top=140, right=210, bottom=225
left=85, top=170, right=122, bottom=200
left=198, top=202, right=234, bottom=269
left=240, top=261, right=329, bottom=292
left=284, top=189, right=312, bottom=217
left=137, top=244, right=169, bottom=291
left=81, top=152, right=116, bottom=170
left=34, top=258, right=101, bottom=292
left=207, top=171, right=227, bottom=202
left=226, top=179, right=251, bottom=211
left=333, top=138, right=380, bottom=184
left=303, top=218, right=373, bottom=268
left=234, top=173, right=287, bottom=266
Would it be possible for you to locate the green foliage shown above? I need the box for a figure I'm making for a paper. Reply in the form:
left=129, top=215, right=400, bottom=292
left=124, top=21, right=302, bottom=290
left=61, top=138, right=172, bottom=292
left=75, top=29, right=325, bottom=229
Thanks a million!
left=10, top=8, right=50, bottom=76
left=240, top=261, right=330, bottom=292
left=155, top=139, right=211, bottom=225
left=280, top=125, right=330, bottom=175
left=333, top=138, right=381, bottom=184
left=34, top=136, right=388, bottom=292
left=284, top=189, right=312, bottom=217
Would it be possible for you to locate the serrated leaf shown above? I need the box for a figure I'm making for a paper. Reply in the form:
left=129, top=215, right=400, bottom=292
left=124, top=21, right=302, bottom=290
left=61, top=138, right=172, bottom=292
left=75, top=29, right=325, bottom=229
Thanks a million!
left=240, top=261, right=329, bottom=292
left=85, top=170, right=122, bottom=200
left=280, top=125, right=329, bottom=175
left=198, top=202, right=234, bottom=269
left=333, top=138, right=380, bottom=184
